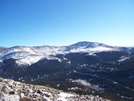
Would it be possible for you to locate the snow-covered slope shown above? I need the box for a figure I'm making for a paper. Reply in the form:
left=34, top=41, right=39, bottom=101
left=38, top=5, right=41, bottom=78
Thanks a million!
left=0, top=46, right=60, bottom=65
left=0, top=41, right=126, bottom=65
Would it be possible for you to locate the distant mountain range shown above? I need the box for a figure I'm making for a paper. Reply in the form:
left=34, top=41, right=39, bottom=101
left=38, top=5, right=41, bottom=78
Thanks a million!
left=0, top=41, right=134, bottom=101
left=0, top=41, right=133, bottom=66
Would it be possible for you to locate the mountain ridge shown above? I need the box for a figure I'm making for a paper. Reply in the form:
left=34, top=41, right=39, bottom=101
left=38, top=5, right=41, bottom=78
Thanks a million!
left=0, top=41, right=133, bottom=66
left=1, top=41, right=133, bottom=48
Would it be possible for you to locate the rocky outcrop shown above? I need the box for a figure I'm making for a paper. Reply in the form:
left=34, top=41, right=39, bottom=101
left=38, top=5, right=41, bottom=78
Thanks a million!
left=0, top=78, right=110, bottom=101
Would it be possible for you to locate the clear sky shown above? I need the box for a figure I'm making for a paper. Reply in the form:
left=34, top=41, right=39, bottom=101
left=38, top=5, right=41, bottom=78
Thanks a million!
left=0, top=0, right=134, bottom=47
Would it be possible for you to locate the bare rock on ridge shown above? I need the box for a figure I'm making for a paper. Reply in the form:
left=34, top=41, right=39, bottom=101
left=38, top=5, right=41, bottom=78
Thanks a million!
left=0, top=77, right=110, bottom=101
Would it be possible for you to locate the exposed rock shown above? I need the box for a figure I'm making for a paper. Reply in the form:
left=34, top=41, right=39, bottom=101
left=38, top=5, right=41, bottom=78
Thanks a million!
left=0, top=77, right=110, bottom=101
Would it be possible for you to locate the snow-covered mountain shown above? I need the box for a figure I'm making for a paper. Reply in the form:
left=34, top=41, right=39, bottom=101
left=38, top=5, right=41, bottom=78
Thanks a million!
left=0, top=41, right=131, bottom=65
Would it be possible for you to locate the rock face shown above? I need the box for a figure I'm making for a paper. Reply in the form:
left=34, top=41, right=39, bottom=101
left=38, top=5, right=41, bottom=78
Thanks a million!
left=0, top=78, right=110, bottom=101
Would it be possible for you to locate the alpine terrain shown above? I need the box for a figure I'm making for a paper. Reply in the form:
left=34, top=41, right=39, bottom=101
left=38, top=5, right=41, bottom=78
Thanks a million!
left=0, top=41, right=134, bottom=101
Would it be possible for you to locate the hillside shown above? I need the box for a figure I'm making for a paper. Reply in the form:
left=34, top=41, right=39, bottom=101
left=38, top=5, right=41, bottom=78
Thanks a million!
left=0, top=77, right=110, bottom=101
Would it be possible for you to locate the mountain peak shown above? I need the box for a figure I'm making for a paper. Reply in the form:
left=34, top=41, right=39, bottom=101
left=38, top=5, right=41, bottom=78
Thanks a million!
left=71, top=41, right=93, bottom=46
left=70, top=41, right=106, bottom=47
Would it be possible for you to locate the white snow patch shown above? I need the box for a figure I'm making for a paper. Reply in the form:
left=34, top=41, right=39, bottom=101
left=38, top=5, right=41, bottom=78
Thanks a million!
left=15, top=55, right=60, bottom=66
left=118, top=56, right=130, bottom=62
left=68, top=46, right=118, bottom=53
left=58, top=92, right=75, bottom=101
left=71, top=79, right=102, bottom=91
left=16, top=55, right=44, bottom=66
left=89, top=46, right=117, bottom=52
left=0, top=92, right=19, bottom=101
left=72, top=79, right=92, bottom=86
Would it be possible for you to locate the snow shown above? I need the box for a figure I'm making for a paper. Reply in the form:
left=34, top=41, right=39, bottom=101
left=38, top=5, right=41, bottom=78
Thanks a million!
left=0, top=42, right=122, bottom=65
left=58, top=92, right=75, bottom=101
left=89, top=46, right=116, bottom=52
left=118, top=56, right=130, bottom=62
left=34, top=46, right=64, bottom=55
left=71, top=79, right=102, bottom=91
left=0, top=92, right=19, bottom=101
left=16, top=54, right=60, bottom=66
left=16, top=55, right=44, bottom=66
left=72, top=79, right=91, bottom=86
left=66, top=46, right=118, bottom=53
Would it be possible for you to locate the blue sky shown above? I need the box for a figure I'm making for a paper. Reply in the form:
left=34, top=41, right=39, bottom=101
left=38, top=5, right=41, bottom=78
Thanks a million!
left=0, top=0, right=134, bottom=47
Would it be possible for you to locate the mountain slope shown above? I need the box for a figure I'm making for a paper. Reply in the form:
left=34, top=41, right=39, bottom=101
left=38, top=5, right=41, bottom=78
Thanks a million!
left=0, top=77, right=110, bottom=101
left=0, top=41, right=121, bottom=66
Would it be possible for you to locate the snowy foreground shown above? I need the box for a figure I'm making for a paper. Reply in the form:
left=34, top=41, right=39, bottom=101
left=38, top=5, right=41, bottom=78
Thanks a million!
left=0, top=78, right=110, bottom=101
